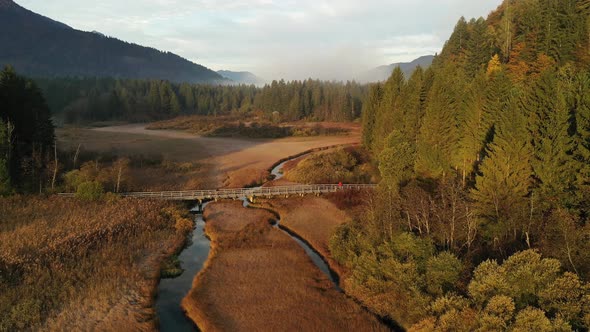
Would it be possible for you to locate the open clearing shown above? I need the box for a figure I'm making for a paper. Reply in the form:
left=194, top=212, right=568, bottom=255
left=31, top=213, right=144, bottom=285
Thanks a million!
left=181, top=201, right=387, bottom=332
left=57, top=123, right=360, bottom=188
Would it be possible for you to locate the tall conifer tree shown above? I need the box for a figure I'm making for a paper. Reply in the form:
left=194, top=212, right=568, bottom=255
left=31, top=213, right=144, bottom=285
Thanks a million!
left=401, top=66, right=426, bottom=148
left=416, top=63, right=466, bottom=178
left=471, top=95, right=533, bottom=241
left=572, top=70, right=590, bottom=212
left=523, top=70, right=578, bottom=208
left=457, top=71, right=490, bottom=185
left=374, top=67, right=405, bottom=153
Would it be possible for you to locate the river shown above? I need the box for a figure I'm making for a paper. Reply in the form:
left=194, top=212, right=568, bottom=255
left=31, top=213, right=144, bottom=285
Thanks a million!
left=154, top=152, right=341, bottom=331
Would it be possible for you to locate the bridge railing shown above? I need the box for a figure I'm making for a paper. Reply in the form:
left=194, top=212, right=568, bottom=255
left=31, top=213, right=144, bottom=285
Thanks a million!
left=59, top=184, right=377, bottom=201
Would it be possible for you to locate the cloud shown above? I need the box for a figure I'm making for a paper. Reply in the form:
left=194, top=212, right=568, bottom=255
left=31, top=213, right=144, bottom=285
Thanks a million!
left=17, top=0, right=503, bottom=80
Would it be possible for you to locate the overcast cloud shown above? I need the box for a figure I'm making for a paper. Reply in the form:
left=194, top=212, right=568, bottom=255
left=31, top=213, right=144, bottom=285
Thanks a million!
left=17, top=0, right=503, bottom=80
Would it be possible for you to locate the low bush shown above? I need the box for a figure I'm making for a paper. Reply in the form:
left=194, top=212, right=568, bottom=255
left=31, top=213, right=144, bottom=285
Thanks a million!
left=330, top=217, right=590, bottom=330
left=147, top=115, right=352, bottom=139
left=206, top=122, right=291, bottom=138
left=75, top=181, right=104, bottom=200
left=160, top=255, right=184, bottom=279
left=291, top=124, right=349, bottom=137
left=285, top=147, right=375, bottom=184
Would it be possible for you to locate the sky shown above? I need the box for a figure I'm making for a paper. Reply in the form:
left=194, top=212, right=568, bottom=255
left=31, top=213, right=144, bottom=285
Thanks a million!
left=18, top=0, right=503, bottom=81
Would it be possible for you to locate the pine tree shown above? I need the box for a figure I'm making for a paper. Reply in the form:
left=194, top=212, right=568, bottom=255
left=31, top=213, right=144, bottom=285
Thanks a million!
left=373, top=67, right=405, bottom=153
left=362, top=84, right=382, bottom=151
left=471, top=96, right=533, bottom=241
left=456, top=71, right=490, bottom=185
left=483, top=69, right=514, bottom=128
left=416, top=63, right=466, bottom=178
left=496, top=4, right=514, bottom=61
left=107, top=91, right=122, bottom=119
left=379, top=130, right=415, bottom=192
left=540, top=0, right=580, bottom=64
left=524, top=70, right=577, bottom=209
left=572, top=70, right=590, bottom=213
left=0, top=119, right=11, bottom=195
left=466, top=17, right=494, bottom=76
left=158, top=82, right=173, bottom=116
left=179, top=83, right=195, bottom=112
left=170, top=93, right=181, bottom=116
left=441, top=17, right=470, bottom=66
left=575, top=71, right=590, bottom=155
left=287, top=91, right=302, bottom=121
left=148, top=81, right=161, bottom=114
left=401, top=66, right=426, bottom=148
left=0, top=66, right=54, bottom=191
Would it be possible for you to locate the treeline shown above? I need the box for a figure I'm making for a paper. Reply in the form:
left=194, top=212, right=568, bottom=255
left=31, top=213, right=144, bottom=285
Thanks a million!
left=0, top=66, right=55, bottom=194
left=36, top=78, right=367, bottom=124
left=333, top=0, right=590, bottom=329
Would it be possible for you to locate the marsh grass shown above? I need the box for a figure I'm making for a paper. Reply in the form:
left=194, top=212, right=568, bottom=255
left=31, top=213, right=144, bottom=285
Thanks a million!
left=0, top=196, right=192, bottom=331
left=181, top=201, right=387, bottom=331
left=258, top=197, right=353, bottom=278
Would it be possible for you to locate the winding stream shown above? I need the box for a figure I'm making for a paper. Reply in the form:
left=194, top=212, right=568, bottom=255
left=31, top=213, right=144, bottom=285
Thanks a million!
left=155, top=152, right=340, bottom=331
left=241, top=197, right=341, bottom=288
left=155, top=203, right=210, bottom=332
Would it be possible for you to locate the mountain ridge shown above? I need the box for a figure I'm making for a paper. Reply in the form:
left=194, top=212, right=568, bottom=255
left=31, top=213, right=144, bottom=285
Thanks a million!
left=0, top=1, right=225, bottom=83
left=217, top=70, right=266, bottom=85
left=357, top=55, right=434, bottom=82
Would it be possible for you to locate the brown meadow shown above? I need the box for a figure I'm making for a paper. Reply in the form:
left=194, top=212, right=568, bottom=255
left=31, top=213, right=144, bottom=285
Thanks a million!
left=181, top=201, right=387, bottom=331
left=0, top=196, right=192, bottom=331
left=258, top=197, right=353, bottom=277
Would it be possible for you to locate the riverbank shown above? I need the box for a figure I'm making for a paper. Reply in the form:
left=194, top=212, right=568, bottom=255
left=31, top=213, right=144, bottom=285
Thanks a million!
left=181, top=201, right=387, bottom=331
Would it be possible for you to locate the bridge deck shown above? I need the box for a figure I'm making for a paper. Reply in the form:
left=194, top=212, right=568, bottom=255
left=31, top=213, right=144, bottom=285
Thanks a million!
left=59, top=184, right=376, bottom=201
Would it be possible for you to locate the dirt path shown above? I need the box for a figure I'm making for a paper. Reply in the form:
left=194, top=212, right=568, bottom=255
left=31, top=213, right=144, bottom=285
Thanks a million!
left=181, top=201, right=387, bottom=332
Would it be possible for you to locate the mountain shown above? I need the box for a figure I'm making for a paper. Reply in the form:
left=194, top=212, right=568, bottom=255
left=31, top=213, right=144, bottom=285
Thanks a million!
left=357, top=55, right=435, bottom=83
left=217, top=70, right=266, bottom=85
left=0, top=0, right=225, bottom=83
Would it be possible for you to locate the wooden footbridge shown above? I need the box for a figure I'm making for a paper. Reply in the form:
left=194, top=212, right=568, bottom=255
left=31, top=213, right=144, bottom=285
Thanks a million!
left=117, top=184, right=376, bottom=201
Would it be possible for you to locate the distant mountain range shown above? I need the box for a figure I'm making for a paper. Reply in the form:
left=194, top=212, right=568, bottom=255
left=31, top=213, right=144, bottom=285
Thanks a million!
left=0, top=0, right=225, bottom=83
left=217, top=70, right=266, bottom=85
left=356, top=55, right=435, bottom=83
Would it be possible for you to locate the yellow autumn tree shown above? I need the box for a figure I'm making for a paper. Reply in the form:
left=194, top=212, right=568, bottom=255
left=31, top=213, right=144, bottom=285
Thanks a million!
left=486, top=54, right=502, bottom=76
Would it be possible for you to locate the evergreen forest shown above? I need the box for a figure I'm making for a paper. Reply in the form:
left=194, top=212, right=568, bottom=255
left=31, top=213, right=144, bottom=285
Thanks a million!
left=332, top=0, right=590, bottom=329
left=37, top=78, right=367, bottom=124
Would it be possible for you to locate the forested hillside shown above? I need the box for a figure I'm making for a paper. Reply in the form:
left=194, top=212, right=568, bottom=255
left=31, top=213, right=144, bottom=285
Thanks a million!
left=0, top=0, right=224, bottom=83
left=37, top=78, right=367, bottom=124
left=332, top=0, right=590, bottom=330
